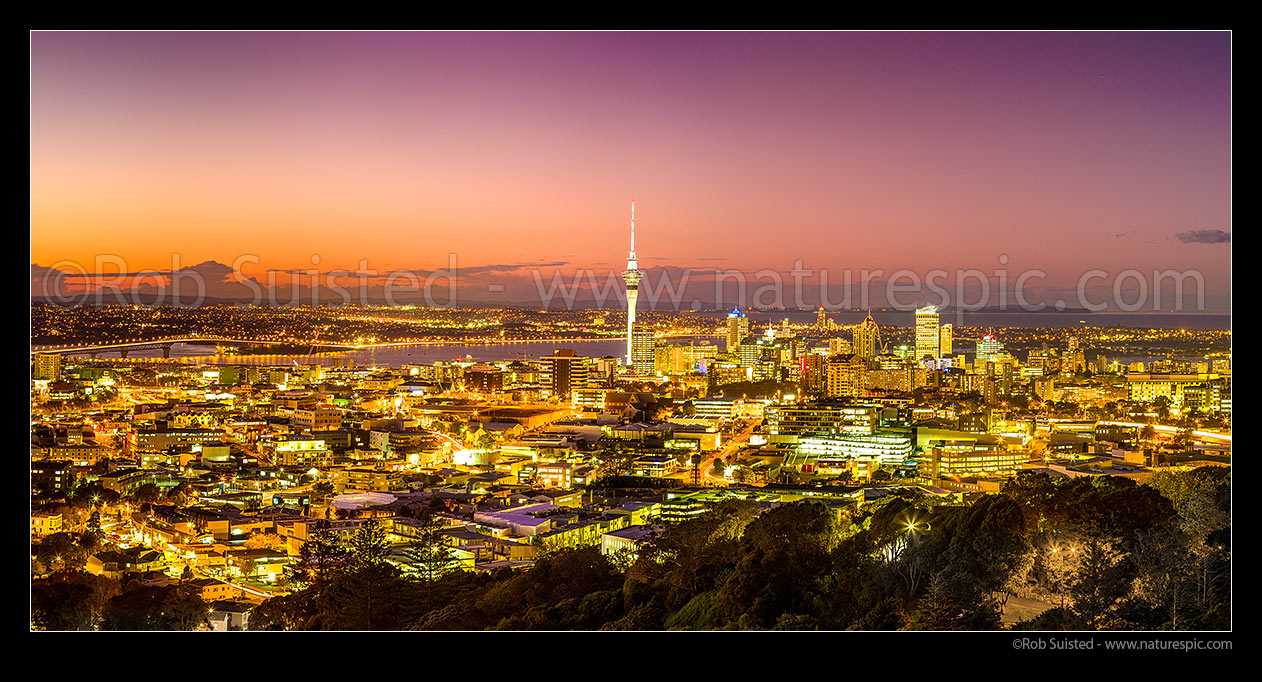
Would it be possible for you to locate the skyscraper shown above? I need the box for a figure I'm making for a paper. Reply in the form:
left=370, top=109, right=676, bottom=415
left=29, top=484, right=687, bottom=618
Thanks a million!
left=33, top=353, right=62, bottom=381
left=726, top=307, right=749, bottom=352
left=976, top=334, right=1003, bottom=362
left=825, top=353, right=867, bottom=398
left=939, top=323, right=953, bottom=357
left=853, top=313, right=879, bottom=360
left=621, top=201, right=642, bottom=367
left=915, top=305, right=940, bottom=362
left=541, top=350, right=591, bottom=401
left=631, top=325, right=655, bottom=375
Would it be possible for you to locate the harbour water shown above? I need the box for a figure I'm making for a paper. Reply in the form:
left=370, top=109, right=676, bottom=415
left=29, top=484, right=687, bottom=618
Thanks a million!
left=62, top=311, right=1227, bottom=369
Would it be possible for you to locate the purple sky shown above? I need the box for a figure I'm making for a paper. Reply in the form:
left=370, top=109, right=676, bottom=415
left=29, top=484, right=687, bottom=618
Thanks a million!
left=31, top=31, right=1231, bottom=309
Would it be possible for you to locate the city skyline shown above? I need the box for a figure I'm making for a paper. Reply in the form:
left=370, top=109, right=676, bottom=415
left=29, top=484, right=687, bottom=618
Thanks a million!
left=28, top=30, right=1233, bottom=639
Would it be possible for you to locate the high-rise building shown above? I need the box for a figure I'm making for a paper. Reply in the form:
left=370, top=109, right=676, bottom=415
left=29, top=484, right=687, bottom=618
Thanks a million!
left=631, top=325, right=655, bottom=375
left=816, top=306, right=827, bottom=331
left=826, top=354, right=867, bottom=398
left=726, top=307, right=749, bottom=352
left=939, top=324, right=953, bottom=357
left=914, top=305, right=940, bottom=362
left=540, top=350, right=591, bottom=401
left=853, top=313, right=879, bottom=360
left=33, top=353, right=62, bottom=381
left=976, top=334, right=1003, bottom=362
left=621, top=201, right=642, bottom=367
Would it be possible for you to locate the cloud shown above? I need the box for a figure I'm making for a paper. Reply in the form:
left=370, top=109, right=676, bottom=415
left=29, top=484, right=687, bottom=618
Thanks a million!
left=1175, top=229, right=1231, bottom=244
left=459, top=261, right=570, bottom=276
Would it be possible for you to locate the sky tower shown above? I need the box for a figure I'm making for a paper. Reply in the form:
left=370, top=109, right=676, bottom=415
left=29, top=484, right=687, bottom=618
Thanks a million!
left=622, top=201, right=642, bottom=366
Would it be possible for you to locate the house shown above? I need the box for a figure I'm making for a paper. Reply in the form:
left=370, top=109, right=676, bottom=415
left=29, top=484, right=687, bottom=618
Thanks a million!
left=601, top=524, right=662, bottom=557
left=31, top=511, right=64, bottom=537
left=186, top=577, right=245, bottom=602
left=86, top=547, right=168, bottom=579
left=223, top=547, right=290, bottom=582
left=208, top=600, right=255, bottom=631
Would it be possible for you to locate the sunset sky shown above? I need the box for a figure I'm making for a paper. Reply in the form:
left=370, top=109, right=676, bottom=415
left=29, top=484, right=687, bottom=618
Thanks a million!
left=30, top=31, right=1231, bottom=307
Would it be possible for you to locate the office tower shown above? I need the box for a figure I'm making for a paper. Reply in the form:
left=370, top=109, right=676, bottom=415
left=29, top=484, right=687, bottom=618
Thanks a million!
left=799, top=352, right=828, bottom=395
left=829, top=337, right=853, bottom=355
left=738, top=337, right=777, bottom=381
left=682, top=341, right=719, bottom=372
left=914, top=305, right=940, bottom=362
left=33, top=353, right=62, bottom=381
left=726, top=307, right=749, bottom=352
left=541, top=350, right=590, bottom=400
left=621, top=201, right=642, bottom=366
left=631, top=325, right=655, bottom=375
left=825, top=354, right=867, bottom=398
left=853, top=312, right=879, bottom=360
left=976, top=334, right=1003, bottom=362
left=939, top=324, right=953, bottom=357
left=816, top=306, right=827, bottom=331
left=654, top=343, right=676, bottom=376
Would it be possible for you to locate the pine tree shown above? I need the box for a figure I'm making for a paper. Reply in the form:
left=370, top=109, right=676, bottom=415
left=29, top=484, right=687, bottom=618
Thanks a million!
left=350, top=518, right=390, bottom=569
left=294, top=520, right=350, bottom=590
left=407, top=513, right=461, bottom=582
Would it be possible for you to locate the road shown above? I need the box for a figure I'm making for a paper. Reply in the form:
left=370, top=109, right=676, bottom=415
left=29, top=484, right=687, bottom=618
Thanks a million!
left=668, top=420, right=760, bottom=487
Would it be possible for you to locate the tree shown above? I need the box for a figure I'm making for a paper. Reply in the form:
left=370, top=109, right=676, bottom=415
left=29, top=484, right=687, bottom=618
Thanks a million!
left=407, top=514, right=462, bottom=582
left=31, top=580, right=94, bottom=630
left=131, top=483, right=161, bottom=503
left=99, top=585, right=209, bottom=631
left=1067, top=536, right=1131, bottom=624
left=293, top=520, right=350, bottom=590
left=80, top=511, right=103, bottom=553
left=35, top=532, right=88, bottom=573
left=250, top=591, right=317, bottom=631
left=349, top=518, right=390, bottom=569
left=244, top=532, right=288, bottom=553
left=312, top=561, right=407, bottom=630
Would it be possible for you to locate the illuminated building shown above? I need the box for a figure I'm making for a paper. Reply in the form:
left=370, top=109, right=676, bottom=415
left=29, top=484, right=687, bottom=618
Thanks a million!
left=1126, top=372, right=1223, bottom=409
left=540, top=350, right=591, bottom=400
left=274, top=437, right=333, bottom=467
left=799, top=353, right=828, bottom=395
left=31, top=460, right=74, bottom=496
left=914, top=305, right=940, bottom=362
left=928, top=447, right=1028, bottom=478
left=631, top=325, right=655, bottom=375
left=825, top=353, right=866, bottom=398
left=33, top=353, right=62, bottom=381
left=465, top=364, right=505, bottom=393
left=655, top=340, right=719, bottom=375
left=726, top=307, right=749, bottom=352
left=738, top=337, right=776, bottom=381
left=939, top=323, right=953, bottom=357
left=1033, top=376, right=1056, bottom=401
left=816, top=306, right=827, bottom=330
left=853, top=313, right=879, bottom=360
left=976, top=334, right=1003, bottom=362
left=692, top=397, right=740, bottom=419
left=789, top=432, right=916, bottom=473
left=766, top=402, right=879, bottom=440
